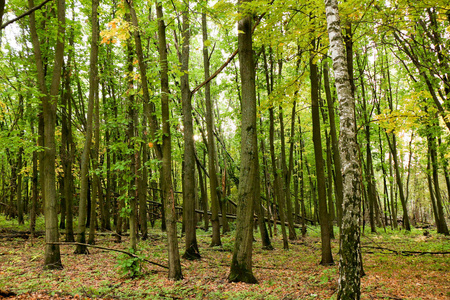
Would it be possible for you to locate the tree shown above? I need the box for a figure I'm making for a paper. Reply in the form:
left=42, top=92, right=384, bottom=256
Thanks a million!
left=156, top=2, right=182, bottom=280
left=228, top=0, right=258, bottom=284
left=27, top=0, right=65, bottom=270
left=202, top=3, right=222, bottom=248
left=324, top=0, right=363, bottom=298
left=180, top=0, right=200, bottom=260
left=75, top=0, right=99, bottom=254
left=310, top=39, right=333, bottom=266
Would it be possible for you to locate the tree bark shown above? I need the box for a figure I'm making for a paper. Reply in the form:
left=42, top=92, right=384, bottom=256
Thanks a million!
left=279, top=104, right=296, bottom=240
left=28, top=0, right=65, bottom=269
left=228, top=0, right=258, bottom=283
left=310, top=43, right=333, bottom=266
left=156, top=2, right=182, bottom=280
left=180, top=1, right=200, bottom=260
left=324, top=0, right=363, bottom=297
left=201, top=8, right=222, bottom=247
left=428, top=129, right=449, bottom=235
left=75, top=0, right=98, bottom=254
left=323, top=60, right=343, bottom=227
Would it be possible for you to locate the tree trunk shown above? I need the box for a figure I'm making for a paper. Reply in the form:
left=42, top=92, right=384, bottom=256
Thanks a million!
left=28, top=0, right=65, bottom=269
left=201, top=8, right=222, bottom=247
left=75, top=0, right=98, bottom=254
left=156, top=2, right=182, bottom=280
left=323, top=61, right=343, bottom=227
left=279, top=104, right=297, bottom=240
left=357, top=55, right=377, bottom=234
left=324, top=0, right=363, bottom=297
left=180, top=2, right=200, bottom=260
left=310, top=43, right=333, bottom=266
left=228, top=0, right=258, bottom=283
left=30, top=122, right=38, bottom=237
left=428, top=130, right=449, bottom=235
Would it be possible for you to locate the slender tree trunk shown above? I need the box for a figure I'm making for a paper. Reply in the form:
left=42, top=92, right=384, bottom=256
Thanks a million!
left=28, top=0, right=65, bottom=269
left=228, top=0, right=258, bottom=283
left=323, top=60, right=343, bottom=227
left=30, top=122, right=38, bottom=237
left=310, top=43, right=333, bottom=265
left=427, top=155, right=440, bottom=228
left=179, top=2, right=200, bottom=260
left=197, top=157, right=209, bottom=230
left=357, top=55, right=377, bottom=234
left=279, top=104, right=297, bottom=240
left=75, top=0, right=98, bottom=254
left=324, top=0, right=363, bottom=297
left=156, top=2, right=182, bottom=280
left=88, top=83, right=101, bottom=244
left=386, top=134, right=411, bottom=231
left=125, top=27, right=138, bottom=251
left=298, top=119, right=307, bottom=237
left=255, top=104, right=273, bottom=250
left=16, top=93, right=24, bottom=224
left=201, top=8, right=221, bottom=247
left=428, top=130, right=449, bottom=235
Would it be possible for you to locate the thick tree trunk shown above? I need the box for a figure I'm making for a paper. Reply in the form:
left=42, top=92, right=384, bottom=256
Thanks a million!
left=156, top=3, right=182, bottom=280
left=228, top=0, right=258, bottom=283
left=324, top=0, right=363, bottom=297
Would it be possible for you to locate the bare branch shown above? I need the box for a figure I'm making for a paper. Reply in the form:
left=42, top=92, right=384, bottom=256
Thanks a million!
left=1, top=0, right=52, bottom=30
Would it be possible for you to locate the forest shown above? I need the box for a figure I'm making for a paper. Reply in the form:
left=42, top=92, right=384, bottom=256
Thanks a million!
left=0, top=0, right=449, bottom=299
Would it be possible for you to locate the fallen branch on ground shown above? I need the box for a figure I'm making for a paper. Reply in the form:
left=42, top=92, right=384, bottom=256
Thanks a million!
left=47, top=242, right=168, bottom=269
left=362, top=245, right=450, bottom=256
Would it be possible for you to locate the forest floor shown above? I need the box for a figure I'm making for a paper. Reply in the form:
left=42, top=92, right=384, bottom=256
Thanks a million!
left=0, top=217, right=449, bottom=299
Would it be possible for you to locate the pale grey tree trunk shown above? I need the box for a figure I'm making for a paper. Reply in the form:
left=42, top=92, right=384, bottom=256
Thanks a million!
left=324, top=0, right=362, bottom=298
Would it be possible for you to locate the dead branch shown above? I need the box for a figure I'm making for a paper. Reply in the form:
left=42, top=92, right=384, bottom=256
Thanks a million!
left=362, top=245, right=450, bottom=256
left=47, top=242, right=168, bottom=269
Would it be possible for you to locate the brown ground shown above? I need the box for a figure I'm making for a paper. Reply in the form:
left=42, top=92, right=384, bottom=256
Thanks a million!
left=0, top=227, right=449, bottom=299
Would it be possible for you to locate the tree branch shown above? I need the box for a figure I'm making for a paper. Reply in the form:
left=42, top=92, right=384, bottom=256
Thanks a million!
left=1, top=0, right=52, bottom=29
left=362, top=245, right=450, bottom=256
left=47, top=242, right=169, bottom=269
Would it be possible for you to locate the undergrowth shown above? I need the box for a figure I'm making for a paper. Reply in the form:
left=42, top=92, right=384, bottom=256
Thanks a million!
left=0, top=215, right=449, bottom=299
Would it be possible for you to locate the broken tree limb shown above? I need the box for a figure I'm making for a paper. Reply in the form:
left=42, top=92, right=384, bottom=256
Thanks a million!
left=47, top=242, right=168, bottom=269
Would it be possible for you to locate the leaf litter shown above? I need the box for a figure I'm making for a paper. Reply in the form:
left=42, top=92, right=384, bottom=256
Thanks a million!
left=0, top=228, right=449, bottom=299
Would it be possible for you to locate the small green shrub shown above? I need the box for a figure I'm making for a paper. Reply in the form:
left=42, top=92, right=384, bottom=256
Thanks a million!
left=116, top=250, right=143, bottom=278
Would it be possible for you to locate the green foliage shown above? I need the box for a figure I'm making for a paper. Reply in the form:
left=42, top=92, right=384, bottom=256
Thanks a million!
left=116, top=249, right=143, bottom=278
